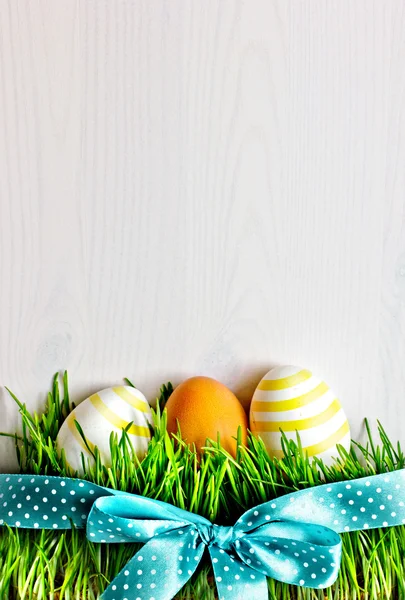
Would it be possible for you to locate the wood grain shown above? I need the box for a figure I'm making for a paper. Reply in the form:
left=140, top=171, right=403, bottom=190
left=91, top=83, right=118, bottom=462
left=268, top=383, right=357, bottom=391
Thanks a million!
left=1, top=0, right=404, bottom=471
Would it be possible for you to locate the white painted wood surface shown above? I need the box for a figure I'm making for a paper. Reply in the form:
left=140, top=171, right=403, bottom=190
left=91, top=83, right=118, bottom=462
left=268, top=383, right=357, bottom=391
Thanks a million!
left=1, top=1, right=404, bottom=471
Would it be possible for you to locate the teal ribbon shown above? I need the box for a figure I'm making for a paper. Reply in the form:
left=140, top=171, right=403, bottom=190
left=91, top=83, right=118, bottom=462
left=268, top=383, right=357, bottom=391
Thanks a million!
left=1, top=470, right=405, bottom=599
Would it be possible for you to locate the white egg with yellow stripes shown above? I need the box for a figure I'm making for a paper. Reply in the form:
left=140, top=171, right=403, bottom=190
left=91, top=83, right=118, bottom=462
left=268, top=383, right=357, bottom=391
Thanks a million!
left=56, top=386, right=152, bottom=474
left=249, top=366, right=350, bottom=466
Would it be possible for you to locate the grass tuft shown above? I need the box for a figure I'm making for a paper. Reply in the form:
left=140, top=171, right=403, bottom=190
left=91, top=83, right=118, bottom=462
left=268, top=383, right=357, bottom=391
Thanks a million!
left=0, top=373, right=404, bottom=599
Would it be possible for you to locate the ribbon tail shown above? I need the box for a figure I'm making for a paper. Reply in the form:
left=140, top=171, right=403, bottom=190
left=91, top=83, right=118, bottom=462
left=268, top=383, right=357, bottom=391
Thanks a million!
left=101, top=526, right=205, bottom=600
left=208, top=545, right=268, bottom=600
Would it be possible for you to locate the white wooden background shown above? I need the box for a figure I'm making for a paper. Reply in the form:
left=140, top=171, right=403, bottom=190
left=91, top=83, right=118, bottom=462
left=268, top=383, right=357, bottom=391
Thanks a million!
left=1, top=0, right=405, bottom=471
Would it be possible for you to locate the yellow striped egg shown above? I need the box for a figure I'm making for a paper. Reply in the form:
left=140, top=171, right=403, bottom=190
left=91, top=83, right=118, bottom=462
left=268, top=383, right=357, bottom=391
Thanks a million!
left=56, top=386, right=152, bottom=474
left=249, top=366, right=350, bottom=465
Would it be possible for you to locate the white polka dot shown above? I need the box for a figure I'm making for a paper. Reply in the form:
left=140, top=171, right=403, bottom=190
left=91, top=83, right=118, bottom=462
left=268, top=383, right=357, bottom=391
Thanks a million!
left=352, top=516, right=357, bottom=521
left=43, top=515, right=48, bottom=520
left=254, top=511, right=258, bottom=516
left=338, top=493, right=343, bottom=498
left=388, top=495, right=393, bottom=500
left=227, top=586, right=233, bottom=591
left=299, top=580, right=305, bottom=586
left=15, top=521, right=20, bottom=527
left=123, top=584, right=129, bottom=590
left=137, top=556, right=143, bottom=561
left=344, top=526, right=350, bottom=531
left=25, top=513, right=29, bottom=519
left=360, top=507, right=366, bottom=512
left=304, top=562, right=308, bottom=567
left=311, top=574, right=316, bottom=579
left=224, top=566, right=229, bottom=571
left=346, top=484, right=351, bottom=489
left=383, top=521, right=388, bottom=526
left=380, top=505, right=385, bottom=510
left=376, top=488, right=381, bottom=493
left=372, top=515, right=377, bottom=519
left=364, top=523, right=369, bottom=528
left=349, top=500, right=354, bottom=505
left=357, top=491, right=362, bottom=496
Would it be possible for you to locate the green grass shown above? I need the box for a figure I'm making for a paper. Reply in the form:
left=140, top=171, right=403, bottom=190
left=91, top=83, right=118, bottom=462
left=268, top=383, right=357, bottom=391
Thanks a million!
left=0, top=373, right=405, bottom=599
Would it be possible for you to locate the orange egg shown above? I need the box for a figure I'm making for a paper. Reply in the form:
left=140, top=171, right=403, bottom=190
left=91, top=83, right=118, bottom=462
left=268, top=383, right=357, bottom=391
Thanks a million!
left=165, top=376, right=248, bottom=456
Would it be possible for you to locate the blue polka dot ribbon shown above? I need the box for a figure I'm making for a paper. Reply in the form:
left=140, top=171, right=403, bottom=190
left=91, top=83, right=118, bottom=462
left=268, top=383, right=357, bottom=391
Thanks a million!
left=1, top=471, right=405, bottom=599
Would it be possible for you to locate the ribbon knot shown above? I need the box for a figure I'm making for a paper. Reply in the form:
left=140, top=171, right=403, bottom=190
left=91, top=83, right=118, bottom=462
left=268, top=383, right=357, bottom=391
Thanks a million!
left=211, top=524, right=234, bottom=550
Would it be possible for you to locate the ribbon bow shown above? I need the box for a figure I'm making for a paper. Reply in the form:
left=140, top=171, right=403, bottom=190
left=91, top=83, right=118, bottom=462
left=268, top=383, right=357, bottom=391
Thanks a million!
left=1, top=469, right=405, bottom=599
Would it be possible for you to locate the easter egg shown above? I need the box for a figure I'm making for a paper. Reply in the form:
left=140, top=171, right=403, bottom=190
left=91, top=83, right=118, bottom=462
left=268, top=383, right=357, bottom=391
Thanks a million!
left=56, top=386, right=152, bottom=473
left=165, top=376, right=248, bottom=456
left=249, top=366, right=350, bottom=465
